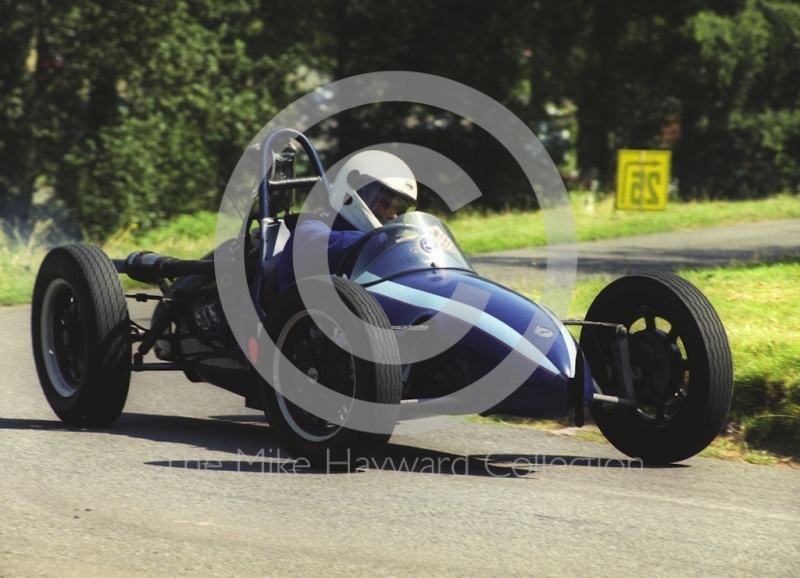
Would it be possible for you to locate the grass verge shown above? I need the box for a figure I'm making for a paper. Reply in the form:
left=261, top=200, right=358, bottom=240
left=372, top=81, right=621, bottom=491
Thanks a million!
left=469, top=414, right=795, bottom=465
left=544, top=257, right=800, bottom=464
left=446, top=192, right=800, bottom=254
left=0, top=213, right=218, bottom=306
left=3, top=193, right=800, bottom=306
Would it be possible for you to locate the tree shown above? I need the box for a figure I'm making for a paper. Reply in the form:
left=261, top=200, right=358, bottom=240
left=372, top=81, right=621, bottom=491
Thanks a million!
left=569, top=1, right=745, bottom=191
left=4, top=0, right=797, bottom=239
left=683, top=0, right=800, bottom=197
left=0, top=0, right=50, bottom=232
left=0, top=0, right=322, bottom=239
left=316, top=0, right=567, bottom=211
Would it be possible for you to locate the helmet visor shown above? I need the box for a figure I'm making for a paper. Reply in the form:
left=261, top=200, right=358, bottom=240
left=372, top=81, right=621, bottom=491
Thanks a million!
left=358, top=181, right=416, bottom=224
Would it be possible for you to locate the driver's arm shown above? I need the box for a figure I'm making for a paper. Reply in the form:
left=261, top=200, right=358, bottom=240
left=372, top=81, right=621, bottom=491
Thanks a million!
left=278, top=220, right=364, bottom=292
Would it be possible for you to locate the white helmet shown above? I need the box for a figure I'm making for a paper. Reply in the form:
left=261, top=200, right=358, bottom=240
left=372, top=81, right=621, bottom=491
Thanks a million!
left=330, top=150, right=418, bottom=232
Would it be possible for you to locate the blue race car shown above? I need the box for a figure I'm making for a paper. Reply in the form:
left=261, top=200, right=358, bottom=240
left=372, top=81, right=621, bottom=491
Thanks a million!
left=31, top=129, right=733, bottom=467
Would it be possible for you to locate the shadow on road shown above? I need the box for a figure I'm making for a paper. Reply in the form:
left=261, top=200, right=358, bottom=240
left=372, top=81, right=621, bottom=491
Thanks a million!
left=372, top=443, right=684, bottom=477
left=0, top=413, right=275, bottom=457
left=0, top=414, right=685, bottom=477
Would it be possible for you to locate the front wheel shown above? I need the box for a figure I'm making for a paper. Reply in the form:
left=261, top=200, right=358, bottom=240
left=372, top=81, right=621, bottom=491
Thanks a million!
left=580, top=272, right=733, bottom=464
left=31, top=244, right=132, bottom=426
left=260, top=276, right=402, bottom=469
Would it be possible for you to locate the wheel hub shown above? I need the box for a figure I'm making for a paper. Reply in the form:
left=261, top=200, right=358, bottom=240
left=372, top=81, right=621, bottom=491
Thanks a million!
left=628, top=329, right=683, bottom=406
left=274, top=310, right=357, bottom=442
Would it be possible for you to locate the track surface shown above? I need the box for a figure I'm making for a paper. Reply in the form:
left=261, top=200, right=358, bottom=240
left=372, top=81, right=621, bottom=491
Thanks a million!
left=2, top=221, right=800, bottom=577
left=471, top=218, right=800, bottom=291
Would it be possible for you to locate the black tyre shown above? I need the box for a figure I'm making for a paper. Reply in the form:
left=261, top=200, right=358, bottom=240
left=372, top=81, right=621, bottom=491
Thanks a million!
left=261, top=276, right=401, bottom=469
left=31, top=244, right=131, bottom=426
left=580, top=272, right=733, bottom=464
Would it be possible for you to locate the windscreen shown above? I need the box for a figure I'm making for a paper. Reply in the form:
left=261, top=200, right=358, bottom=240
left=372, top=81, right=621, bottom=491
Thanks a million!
left=350, top=212, right=474, bottom=284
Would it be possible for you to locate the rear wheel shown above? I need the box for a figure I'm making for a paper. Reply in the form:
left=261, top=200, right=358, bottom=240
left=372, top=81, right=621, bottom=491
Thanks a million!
left=260, top=277, right=401, bottom=469
left=31, top=244, right=131, bottom=426
left=580, top=272, right=732, bottom=463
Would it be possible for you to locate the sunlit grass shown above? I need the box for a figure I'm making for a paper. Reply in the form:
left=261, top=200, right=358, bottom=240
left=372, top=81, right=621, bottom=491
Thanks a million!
left=556, top=257, right=800, bottom=463
left=680, top=260, right=800, bottom=452
left=445, top=192, right=800, bottom=254
left=467, top=414, right=571, bottom=430
left=102, top=212, right=217, bottom=260
left=4, top=193, right=799, bottom=306
left=697, top=437, right=785, bottom=465
left=0, top=213, right=218, bottom=304
left=0, top=248, right=42, bottom=306
left=0, top=221, right=51, bottom=307
left=572, top=429, right=609, bottom=444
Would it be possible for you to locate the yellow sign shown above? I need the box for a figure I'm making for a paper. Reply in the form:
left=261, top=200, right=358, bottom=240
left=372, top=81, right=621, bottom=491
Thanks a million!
left=616, top=150, right=671, bottom=210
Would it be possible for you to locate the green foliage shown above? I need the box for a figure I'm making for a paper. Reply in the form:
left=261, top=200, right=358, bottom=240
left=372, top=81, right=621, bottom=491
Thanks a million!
left=2, top=0, right=800, bottom=237
left=0, top=0, right=319, bottom=240
left=685, top=0, right=800, bottom=197
left=318, top=0, right=543, bottom=212
left=56, top=1, right=297, bottom=238
left=0, top=0, right=41, bottom=227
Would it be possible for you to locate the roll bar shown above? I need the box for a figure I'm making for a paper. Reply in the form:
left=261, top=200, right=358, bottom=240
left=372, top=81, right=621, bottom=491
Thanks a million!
left=252, top=129, right=332, bottom=320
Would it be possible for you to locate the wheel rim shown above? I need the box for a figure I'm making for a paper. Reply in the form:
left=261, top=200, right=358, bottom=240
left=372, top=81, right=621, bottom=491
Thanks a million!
left=273, top=310, right=357, bottom=442
left=41, top=278, right=85, bottom=398
left=623, top=307, right=689, bottom=424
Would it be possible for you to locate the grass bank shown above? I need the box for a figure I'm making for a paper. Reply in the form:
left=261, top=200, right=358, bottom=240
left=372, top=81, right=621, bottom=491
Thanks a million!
left=3, top=193, right=800, bottom=307
left=0, top=213, right=218, bottom=307
left=446, top=192, right=800, bottom=254
left=559, top=257, right=800, bottom=462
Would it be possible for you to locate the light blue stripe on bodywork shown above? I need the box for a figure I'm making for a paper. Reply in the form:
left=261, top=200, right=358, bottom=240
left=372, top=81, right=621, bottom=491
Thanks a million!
left=367, top=279, right=561, bottom=376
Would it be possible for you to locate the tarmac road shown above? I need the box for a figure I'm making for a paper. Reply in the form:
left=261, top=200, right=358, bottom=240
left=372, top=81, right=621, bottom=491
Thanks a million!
left=1, top=221, right=799, bottom=577
left=471, top=218, right=800, bottom=292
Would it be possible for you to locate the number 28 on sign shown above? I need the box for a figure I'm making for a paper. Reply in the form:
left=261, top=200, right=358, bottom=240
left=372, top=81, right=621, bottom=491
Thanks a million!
left=616, top=150, right=671, bottom=211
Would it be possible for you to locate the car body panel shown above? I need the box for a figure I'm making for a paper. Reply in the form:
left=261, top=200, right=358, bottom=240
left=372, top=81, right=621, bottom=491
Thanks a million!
left=366, top=268, right=591, bottom=417
left=160, top=212, right=594, bottom=419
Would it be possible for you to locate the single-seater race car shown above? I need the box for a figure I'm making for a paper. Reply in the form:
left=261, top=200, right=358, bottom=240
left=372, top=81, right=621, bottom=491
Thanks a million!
left=31, top=129, right=733, bottom=467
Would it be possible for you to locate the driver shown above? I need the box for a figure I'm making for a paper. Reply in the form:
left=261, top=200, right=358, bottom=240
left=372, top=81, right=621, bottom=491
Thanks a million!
left=277, top=150, right=418, bottom=293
